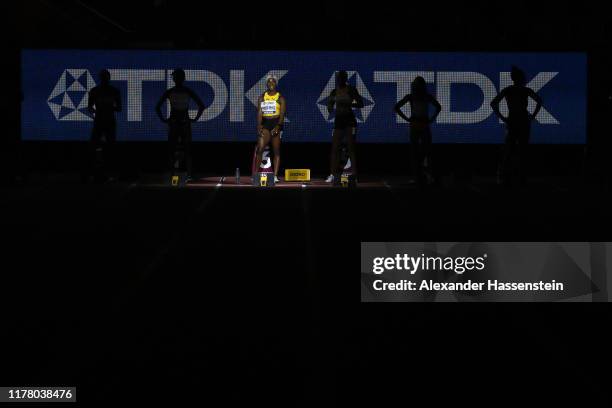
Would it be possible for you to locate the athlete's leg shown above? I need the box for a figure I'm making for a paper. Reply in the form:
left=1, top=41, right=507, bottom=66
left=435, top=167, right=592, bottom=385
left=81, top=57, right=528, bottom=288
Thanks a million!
left=345, top=127, right=358, bottom=176
left=91, top=125, right=103, bottom=146
left=182, top=122, right=193, bottom=177
left=409, top=128, right=422, bottom=182
left=517, top=122, right=531, bottom=184
left=271, top=134, right=281, bottom=177
left=168, top=123, right=179, bottom=173
left=330, top=129, right=343, bottom=176
left=422, top=127, right=433, bottom=182
left=105, top=124, right=117, bottom=178
left=499, top=123, right=517, bottom=186
left=86, top=126, right=102, bottom=181
left=254, top=129, right=272, bottom=174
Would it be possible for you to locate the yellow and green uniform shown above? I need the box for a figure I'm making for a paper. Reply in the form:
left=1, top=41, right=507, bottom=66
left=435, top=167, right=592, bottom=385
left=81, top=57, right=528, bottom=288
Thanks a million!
left=261, top=91, right=282, bottom=118
left=260, top=91, right=283, bottom=131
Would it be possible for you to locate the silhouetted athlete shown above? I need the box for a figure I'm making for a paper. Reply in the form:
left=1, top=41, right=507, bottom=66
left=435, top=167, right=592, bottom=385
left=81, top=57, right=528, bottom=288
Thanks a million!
left=491, top=66, right=542, bottom=186
left=394, top=76, right=441, bottom=185
left=87, top=69, right=122, bottom=181
left=327, top=70, right=363, bottom=183
left=254, top=75, right=286, bottom=183
left=155, top=69, right=205, bottom=180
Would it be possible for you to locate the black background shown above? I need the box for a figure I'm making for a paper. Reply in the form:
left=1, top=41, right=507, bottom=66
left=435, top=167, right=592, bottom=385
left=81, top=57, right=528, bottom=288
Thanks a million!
left=1, top=1, right=611, bottom=406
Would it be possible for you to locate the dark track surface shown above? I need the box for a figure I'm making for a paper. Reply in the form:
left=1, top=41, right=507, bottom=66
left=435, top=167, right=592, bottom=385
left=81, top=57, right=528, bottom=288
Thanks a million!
left=1, top=176, right=611, bottom=405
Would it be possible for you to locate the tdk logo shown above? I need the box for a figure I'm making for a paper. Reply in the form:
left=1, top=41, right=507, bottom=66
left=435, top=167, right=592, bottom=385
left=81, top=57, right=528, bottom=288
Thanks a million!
left=372, top=71, right=558, bottom=124
left=48, top=69, right=560, bottom=124
left=47, top=69, right=96, bottom=121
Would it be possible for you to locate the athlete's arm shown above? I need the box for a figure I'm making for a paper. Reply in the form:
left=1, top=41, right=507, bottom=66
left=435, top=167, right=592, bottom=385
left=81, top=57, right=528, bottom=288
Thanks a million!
left=429, top=94, right=442, bottom=124
left=327, top=89, right=336, bottom=114
left=188, top=87, right=205, bottom=122
left=394, top=94, right=411, bottom=122
left=351, top=86, right=364, bottom=109
left=114, top=88, right=122, bottom=113
left=490, top=88, right=508, bottom=122
left=87, top=88, right=96, bottom=115
left=527, top=88, right=543, bottom=121
left=155, top=90, right=170, bottom=123
left=256, top=95, right=263, bottom=135
left=273, top=96, right=286, bottom=136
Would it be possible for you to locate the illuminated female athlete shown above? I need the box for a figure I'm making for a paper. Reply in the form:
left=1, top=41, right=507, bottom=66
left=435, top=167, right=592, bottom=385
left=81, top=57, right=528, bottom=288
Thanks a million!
left=327, top=70, right=363, bottom=183
left=253, top=75, right=286, bottom=183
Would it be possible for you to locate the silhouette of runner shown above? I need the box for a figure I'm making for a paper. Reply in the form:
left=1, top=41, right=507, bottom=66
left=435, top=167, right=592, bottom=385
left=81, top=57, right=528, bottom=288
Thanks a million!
left=491, top=66, right=543, bottom=186
left=87, top=69, right=122, bottom=182
left=253, top=75, right=286, bottom=183
left=327, top=70, right=363, bottom=183
left=155, top=69, right=205, bottom=180
left=394, top=76, right=441, bottom=185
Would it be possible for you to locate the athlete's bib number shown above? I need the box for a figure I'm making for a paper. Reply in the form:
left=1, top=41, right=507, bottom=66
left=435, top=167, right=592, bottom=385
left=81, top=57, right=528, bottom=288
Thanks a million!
left=261, top=100, right=277, bottom=115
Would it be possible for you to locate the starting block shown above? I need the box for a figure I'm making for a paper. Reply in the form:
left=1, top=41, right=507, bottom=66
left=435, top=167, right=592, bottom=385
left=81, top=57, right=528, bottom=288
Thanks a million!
left=253, top=172, right=275, bottom=187
left=341, top=175, right=349, bottom=187
left=334, top=173, right=357, bottom=188
left=170, top=172, right=188, bottom=187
